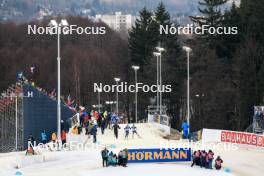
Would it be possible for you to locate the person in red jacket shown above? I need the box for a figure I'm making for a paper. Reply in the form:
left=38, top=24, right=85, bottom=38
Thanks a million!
left=61, top=130, right=67, bottom=145
left=215, top=156, right=223, bottom=170
left=208, top=150, right=214, bottom=169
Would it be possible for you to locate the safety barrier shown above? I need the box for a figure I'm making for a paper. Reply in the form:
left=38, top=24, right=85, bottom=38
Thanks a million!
left=128, top=148, right=192, bottom=163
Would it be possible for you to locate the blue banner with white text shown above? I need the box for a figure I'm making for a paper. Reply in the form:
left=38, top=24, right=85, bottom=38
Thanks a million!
left=128, top=148, right=191, bottom=163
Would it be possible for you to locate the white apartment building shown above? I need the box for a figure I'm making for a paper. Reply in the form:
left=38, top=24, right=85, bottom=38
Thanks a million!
left=95, top=12, right=134, bottom=33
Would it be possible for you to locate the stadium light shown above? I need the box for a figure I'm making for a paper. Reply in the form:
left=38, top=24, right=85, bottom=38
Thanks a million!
left=182, top=46, right=192, bottom=134
left=114, top=77, right=120, bottom=114
left=153, top=46, right=165, bottom=115
left=49, top=19, right=69, bottom=143
left=155, top=47, right=165, bottom=115
left=97, top=88, right=102, bottom=113
left=132, top=65, right=140, bottom=123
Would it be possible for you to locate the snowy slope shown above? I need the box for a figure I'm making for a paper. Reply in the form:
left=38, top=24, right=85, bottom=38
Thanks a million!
left=0, top=123, right=263, bottom=176
left=0, top=150, right=234, bottom=176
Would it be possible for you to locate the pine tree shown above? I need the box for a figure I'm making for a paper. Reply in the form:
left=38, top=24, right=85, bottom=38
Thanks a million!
left=128, top=7, right=157, bottom=68
left=191, top=0, right=228, bottom=48
left=220, top=0, right=241, bottom=58
left=128, top=4, right=181, bottom=126
left=240, top=0, right=264, bottom=45
left=154, top=2, right=181, bottom=128
left=153, top=2, right=179, bottom=52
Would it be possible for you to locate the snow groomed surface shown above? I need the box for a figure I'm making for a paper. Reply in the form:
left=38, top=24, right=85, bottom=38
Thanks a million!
left=0, top=123, right=263, bottom=176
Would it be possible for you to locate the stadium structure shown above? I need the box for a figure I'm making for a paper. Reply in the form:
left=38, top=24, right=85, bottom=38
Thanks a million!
left=0, top=79, right=74, bottom=152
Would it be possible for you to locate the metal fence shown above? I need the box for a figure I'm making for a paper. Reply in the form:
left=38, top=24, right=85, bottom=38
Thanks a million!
left=0, top=82, right=24, bottom=152
left=0, top=81, right=74, bottom=153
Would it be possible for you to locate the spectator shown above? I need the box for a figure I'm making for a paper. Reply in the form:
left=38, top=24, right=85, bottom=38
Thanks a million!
left=26, top=134, right=36, bottom=155
left=191, top=150, right=201, bottom=167
left=215, top=156, right=223, bottom=170
left=72, top=126, right=78, bottom=135
left=200, top=150, right=207, bottom=168
left=101, top=147, right=109, bottom=167
left=208, top=150, right=214, bottom=169
left=122, top=149, right=129, bottom=167
left=101, top=117, right=106, bottom=135
left=118, top=150, right=123, bottom=166
left=107, top=112, right=112, bottom=129
left=51, top=132, right=57, bottom=143
left=181, top=120, right=189, bottom=139
left=91, top=124, right=97, bottom=143
left=111, top=154, right=118, bottom=166
left=41, top=130, right=47, bottom=144
left=61, top=130, right=67, bottom=145
left=51, top=132, right=57, bottom=148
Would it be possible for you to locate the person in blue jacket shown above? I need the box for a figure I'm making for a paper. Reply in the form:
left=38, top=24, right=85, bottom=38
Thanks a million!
left=41, top=130, right=48, bottom=144
left=181, top=120, right=189, bottom=139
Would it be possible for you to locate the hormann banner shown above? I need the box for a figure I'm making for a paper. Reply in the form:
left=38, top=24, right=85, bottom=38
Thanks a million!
left=221, top=130, right=264, bottom=147
left=127, top=148, right=191, bottom=163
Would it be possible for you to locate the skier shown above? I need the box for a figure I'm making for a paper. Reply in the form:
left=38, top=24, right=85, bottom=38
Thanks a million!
left=191, top=150, right=201, bottom=167
left=131, top=124, right=140, bottom=138
left=41, top=130, right=47, bottom=144
left=101, top=147, right=109, bottom=167
left=113, top=122, right=121, bottom=139
left=124, top=124, right=131, bottom=139
left=215, top=156, right=223, bottom=170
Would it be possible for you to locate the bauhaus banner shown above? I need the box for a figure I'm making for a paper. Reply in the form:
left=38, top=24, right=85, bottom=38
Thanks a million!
left=221, top=130, right=264, bottom=147
left=127, top=148, right=192, bottom=163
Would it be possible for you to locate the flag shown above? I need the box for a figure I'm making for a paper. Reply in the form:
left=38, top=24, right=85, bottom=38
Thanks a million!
left=17, top=72, right=23, bottom=79
left=67, top=94, right=75, bottom=106
left=30, top=66, right=36, bottom=74
left=49, top=89, right=56, bottom=97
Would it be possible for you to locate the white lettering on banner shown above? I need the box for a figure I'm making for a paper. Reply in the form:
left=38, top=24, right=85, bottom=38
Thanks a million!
left=27, top=91, right=34, bottom=97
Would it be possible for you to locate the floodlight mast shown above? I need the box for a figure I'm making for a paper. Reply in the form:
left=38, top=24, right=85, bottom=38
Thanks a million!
left=49, top=19, right=69, bottom=142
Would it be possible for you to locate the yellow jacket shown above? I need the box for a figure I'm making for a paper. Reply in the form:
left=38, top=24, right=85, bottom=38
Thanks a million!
left=72, top=127, right=78, bottom=135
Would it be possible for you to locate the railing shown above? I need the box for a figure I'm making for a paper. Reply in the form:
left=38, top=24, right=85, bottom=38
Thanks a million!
left=0, top=82, right=24, bottom=152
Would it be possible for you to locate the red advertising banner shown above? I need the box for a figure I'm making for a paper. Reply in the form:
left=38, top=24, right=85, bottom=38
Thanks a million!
left=221, top=130, right=264, bottom=147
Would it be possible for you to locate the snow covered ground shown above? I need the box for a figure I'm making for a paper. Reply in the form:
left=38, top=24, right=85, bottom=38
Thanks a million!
left=0, top=123, right=263, bottom=176
left=0, top=150, right=234, bottom=176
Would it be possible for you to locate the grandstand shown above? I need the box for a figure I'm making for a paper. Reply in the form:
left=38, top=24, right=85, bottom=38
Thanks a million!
left=0, top=80, right=74, bottom=152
